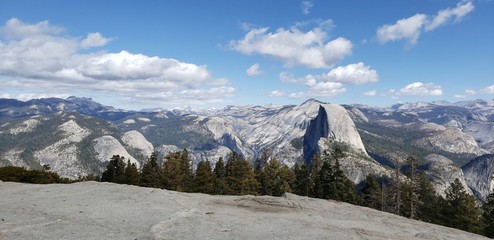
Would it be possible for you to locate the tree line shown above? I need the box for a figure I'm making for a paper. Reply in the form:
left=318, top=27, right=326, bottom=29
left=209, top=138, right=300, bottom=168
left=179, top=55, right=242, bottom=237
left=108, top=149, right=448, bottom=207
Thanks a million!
left=100, top=149, right=494, bottom=237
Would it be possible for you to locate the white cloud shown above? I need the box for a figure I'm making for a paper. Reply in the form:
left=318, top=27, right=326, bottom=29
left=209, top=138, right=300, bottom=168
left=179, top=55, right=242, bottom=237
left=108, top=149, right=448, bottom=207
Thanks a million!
left=399, top=82, right=443, bottom=96
left=268, top=90, right=286, bottom=97
left=454, top=88, right=477, bottom=98
left=81, top=32, right=112, bottom=48
left=325, top=62, right=379, bottom=84
left=425, top=1, right=474, bottom=31
left=0, top=18, right=234, bottom=107
left=377, top=1, right=475, bottom=45
left=301, top=0, right=314, bottom=15
left=2, top=18, right=63, bottom=39
left=230, top=21, right=352, bottom=68
left=280, top=62, right=378, bottom=85
left=309, top=81, right=346, bottom=97
left=377, top=14, right=428, bottom=45
left=276, top=62, right=377, bottom=99
left=483, top=85, right=494, bottom=94
left=0, top=93, right=71, bottom=101
left=246, top=63, right=261, bottom=76
left=363, top=90, right=376, bottom=96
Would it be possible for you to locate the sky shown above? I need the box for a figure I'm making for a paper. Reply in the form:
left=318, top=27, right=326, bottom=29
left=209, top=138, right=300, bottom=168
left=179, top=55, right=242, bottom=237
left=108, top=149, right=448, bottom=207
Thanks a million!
left=0, top=0, right=493, bottom=110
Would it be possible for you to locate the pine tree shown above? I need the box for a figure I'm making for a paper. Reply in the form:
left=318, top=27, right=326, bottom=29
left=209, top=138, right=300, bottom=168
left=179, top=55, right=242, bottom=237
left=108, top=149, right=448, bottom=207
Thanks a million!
left=124, top=159, right=140, bottom=185
left=361, top=175, right=382, bottom=210
left=213, top=157, right=228, bottom=195
left=293, top=163, right=310, bottom=196
left=443, top=178, right=482, bottom=233
left=318, top=160, right=333, bottom=199
left=101, top=155, right=126, bottom=183
left=141, top=152, right=162, bottom=188
left=388, top=160, right=402, bottom=215
left=194, top=160, right=215, bottom=194
left=101, top=160, right=116, bottom=182
left=179, top=149, right=194, bottom=192
left=225, top=152, right=259, bottom=195
left=258, top=158, right=284, bottom=196
left=309, top=153, right=323, bottom=198
left=483, top=192, right=494, bottom=237
left=416, top=172, right=441, bottom=223
left=162, top=152, right=184, bottom=191
left=402, top=156, right=420, bottom=219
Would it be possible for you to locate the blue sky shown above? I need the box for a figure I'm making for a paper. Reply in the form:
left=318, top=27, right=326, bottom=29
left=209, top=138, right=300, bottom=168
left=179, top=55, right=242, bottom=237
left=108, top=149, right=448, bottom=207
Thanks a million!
left=0, top=0, right=493, bottom=110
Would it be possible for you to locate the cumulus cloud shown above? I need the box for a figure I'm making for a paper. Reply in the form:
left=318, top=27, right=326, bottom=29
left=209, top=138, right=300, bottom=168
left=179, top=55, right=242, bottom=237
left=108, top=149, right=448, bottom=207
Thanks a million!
left=301, top=0, right=314, bottom=15
left=363, top=90, right=377, bottom=96
left=0, top=18, right=234, bottom=107
left=377, top=14, right=428, bottom=45
left=399, top=82, right=443, bottom=96
left=246, top=63, right=261, bottom=76
left=230, top=20, right=352, bottom=68
left=280, top=62, right=378, bottom=85
left=81, top=32, right=112, bottom=48
left=309, top=81, right=346, bottom=97
left=483, top=85, right=494, bottom=94
left=425, top=1, right=474, bottom=31
left=325, top=62, right=379, bottom=84
left=275, top=62, right=377, bottom=99
left=377, top=1, right=474, bottom=45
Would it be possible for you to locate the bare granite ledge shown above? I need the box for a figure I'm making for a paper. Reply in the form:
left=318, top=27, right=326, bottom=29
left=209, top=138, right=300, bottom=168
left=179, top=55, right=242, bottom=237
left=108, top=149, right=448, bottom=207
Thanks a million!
left=0, top=181, right=489, bottom=240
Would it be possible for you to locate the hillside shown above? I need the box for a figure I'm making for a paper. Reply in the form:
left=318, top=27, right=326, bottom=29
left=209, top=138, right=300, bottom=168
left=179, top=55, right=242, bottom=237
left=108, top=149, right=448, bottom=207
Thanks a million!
left=0, top=181, right=489, bottom=240
left=1, top=97, right=494, bottom=200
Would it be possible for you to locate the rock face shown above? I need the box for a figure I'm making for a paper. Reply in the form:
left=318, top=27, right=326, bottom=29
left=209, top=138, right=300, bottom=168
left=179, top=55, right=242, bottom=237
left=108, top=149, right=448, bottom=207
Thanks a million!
left=93, top=135, right=140, bottom=168
left=424, top=154, right=472, bottom=197
left=463, top=154, right=494, bottom=201
left=303, top=105, right=330, bottom=164
left=34, top=120, right=92, bottom=179
left=0, top=181, right=489, bottom=240
left=121, top=130, right=154, bottom=157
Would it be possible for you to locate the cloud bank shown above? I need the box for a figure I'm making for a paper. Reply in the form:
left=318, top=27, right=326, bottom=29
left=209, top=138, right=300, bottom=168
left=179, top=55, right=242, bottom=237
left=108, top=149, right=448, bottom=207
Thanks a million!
left=0, top=18, right=233, bottom=107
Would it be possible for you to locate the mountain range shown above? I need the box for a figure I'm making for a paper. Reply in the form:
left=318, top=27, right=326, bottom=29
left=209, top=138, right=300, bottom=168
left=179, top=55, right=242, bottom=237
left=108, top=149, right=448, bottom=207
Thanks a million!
left=0, top=96, right=493, bottom=200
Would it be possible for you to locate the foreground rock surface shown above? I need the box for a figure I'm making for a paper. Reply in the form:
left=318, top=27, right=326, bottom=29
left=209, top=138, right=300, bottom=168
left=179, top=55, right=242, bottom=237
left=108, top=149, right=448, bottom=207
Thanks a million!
left=0, top=181, right=488, bottom=240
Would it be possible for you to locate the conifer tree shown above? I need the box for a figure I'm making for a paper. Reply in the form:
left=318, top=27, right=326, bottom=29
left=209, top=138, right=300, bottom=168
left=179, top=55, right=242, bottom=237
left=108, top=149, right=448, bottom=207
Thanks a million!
left=225, top=152, right=259, bottom=195
left=179, top=149, right=194, bottom=191
left=124, top=159, right=140, bottom=186
left=406, top=156, right=420, bottom=219
left=416, top=172, right=440, bottom=223
left=101, top=155, right=126, bottom=183
left=162, top=151, right=184, bottom=191
left=194, top=160, right=215, bottom=194
left=318, top=160, right=333, bottom=199
left=213, top=157, right=228, bottom=195
left=293, top=163, right=310, bottom=196
left=388, top=160, right=402, bottom=215
left=309, top=153, right=323, bottom=198
left=258, top=158, right=282, bottom=196
left=483, top=192, right=494, bottom=238
left=141, top=152, right=162, bottom=188
left=442, top=178, right=482, bottom=233
left=361, top=175, right=382, bottom=210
